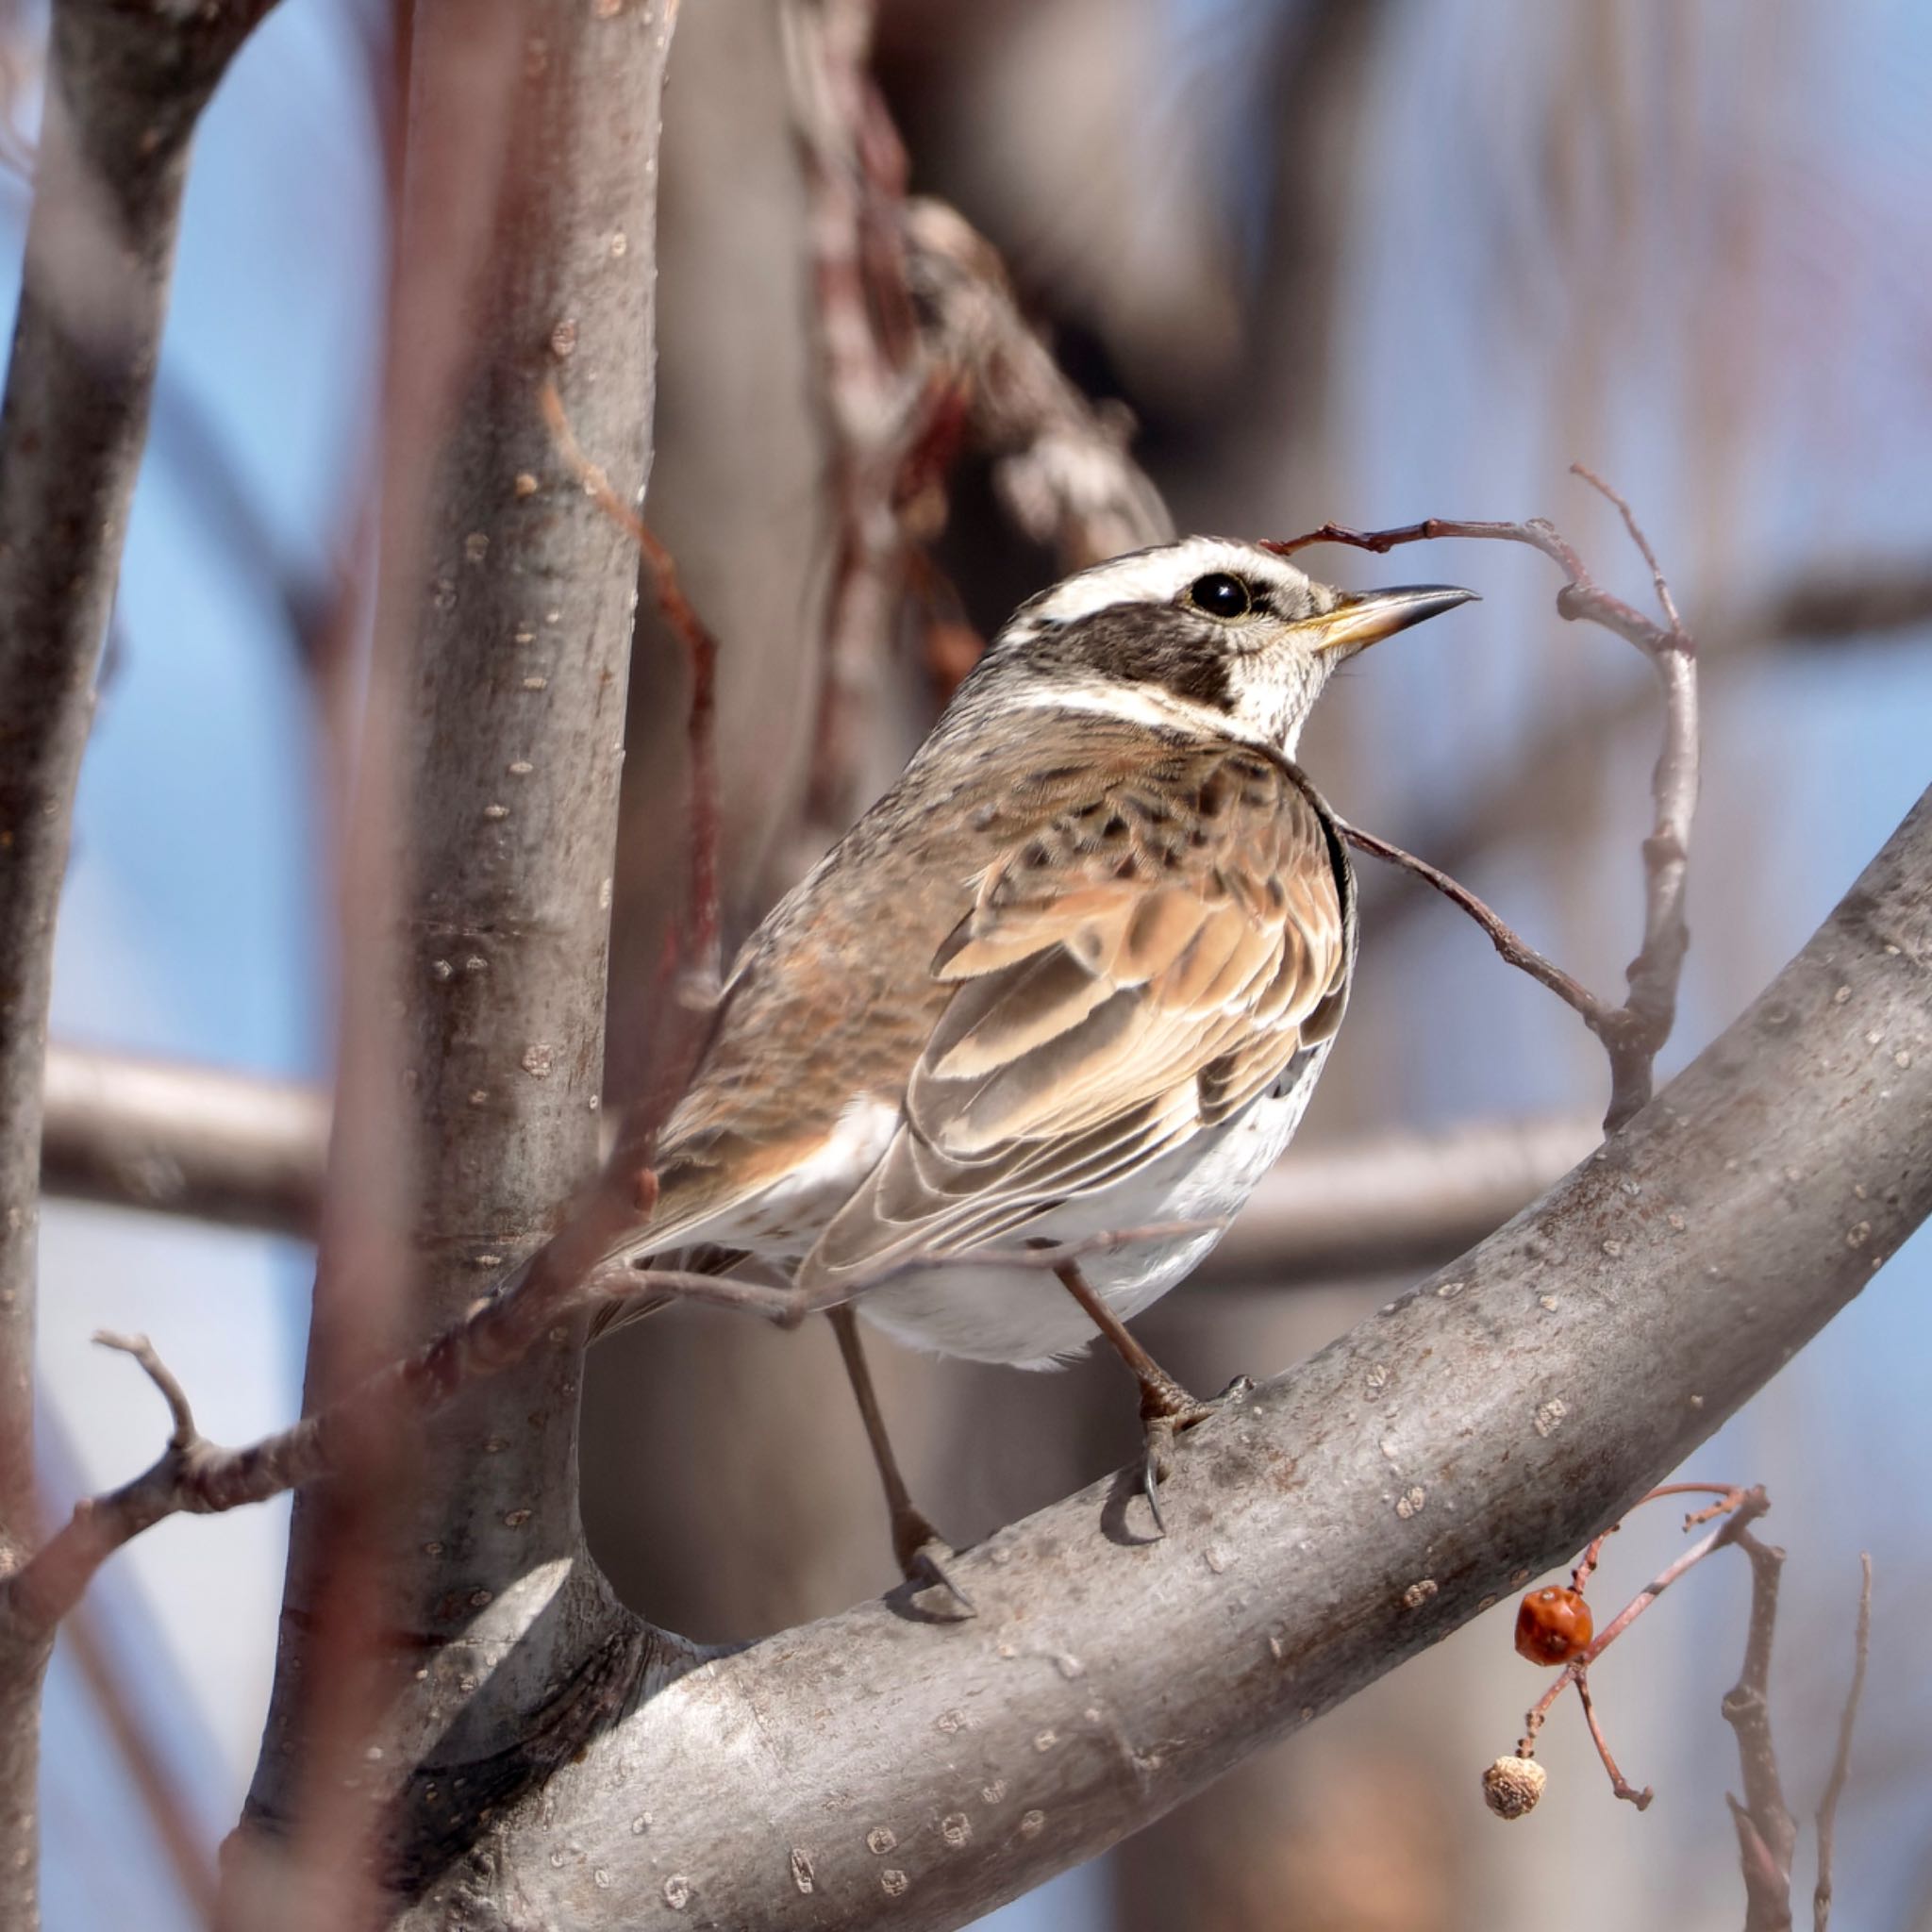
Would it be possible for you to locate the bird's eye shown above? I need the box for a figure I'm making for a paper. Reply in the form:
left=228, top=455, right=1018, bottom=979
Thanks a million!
left=1189, top=572, right=1252, bottom=620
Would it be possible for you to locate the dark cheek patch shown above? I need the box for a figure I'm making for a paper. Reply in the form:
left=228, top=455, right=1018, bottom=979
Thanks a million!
left=1164, top=647, right=1234, bottom=711
left=1034, top=606, right=1239, bottom=712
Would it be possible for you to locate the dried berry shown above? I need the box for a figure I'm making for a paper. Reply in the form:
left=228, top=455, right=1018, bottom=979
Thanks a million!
left=1515, top=1585, right=1593, bottom=1665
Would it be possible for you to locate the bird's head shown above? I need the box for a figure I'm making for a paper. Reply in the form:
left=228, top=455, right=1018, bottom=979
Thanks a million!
left=967, top=535, right=1475, bottom=756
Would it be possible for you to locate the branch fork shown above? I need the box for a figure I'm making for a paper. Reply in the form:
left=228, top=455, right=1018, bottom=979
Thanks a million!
left=1274, top=464, right=1700, bottom=1131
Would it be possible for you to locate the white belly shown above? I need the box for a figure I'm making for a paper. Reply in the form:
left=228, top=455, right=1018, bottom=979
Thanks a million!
left=855, top=1045, right=1331, bottom=1368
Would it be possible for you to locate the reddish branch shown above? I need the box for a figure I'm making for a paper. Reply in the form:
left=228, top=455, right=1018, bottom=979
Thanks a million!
left=1517, top=1485, right=1769, bottom=1811
left=783, top=0, right=1169, bottom=827
left=1273, top=465, right=1699, bottom=1131
left=0, top=1207, right=1220, bottom=1641
left=1510, top=1480, right=1875, bottom=1926
left=539, top=377, right=723, bottom=994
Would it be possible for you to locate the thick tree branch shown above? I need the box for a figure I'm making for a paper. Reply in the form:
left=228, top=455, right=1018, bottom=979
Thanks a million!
left=216, top=1, right=683, bottom=1919
left=438, top=778, right=1928, bottom=1929
left=21, top=775, right=1924, bottom=1926
left=0, top=2, right=277, bottom=1923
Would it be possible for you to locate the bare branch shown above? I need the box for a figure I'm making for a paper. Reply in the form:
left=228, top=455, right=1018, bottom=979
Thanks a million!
left=1274, top=475, right=1699, bottom=1130
left=1516, top=1486, right=1765, bottom=1812
left=1724, top=1527, right=1800, bottom=1931
left=1813, top=1554, right=1874, bottom=1932
left=539, top=377, right=724, bottom=999
left=32, top=1038, right=1602, bottom=1290
left=0, top=1, right=280, bottom=1920
left=11, top=774, right=1928, bottom=1924
left=424, top=780, right=1931, bottom=1928
left=223, top=0, right=683, bottom=1910
left=1574, top=1669, right=1653, bottom=1811
left=41, top=1043, right=328, bottom=1238
left=1365, top=553, right=1932, bottom=924
left=1335, top=821, right=1618, bottom=1034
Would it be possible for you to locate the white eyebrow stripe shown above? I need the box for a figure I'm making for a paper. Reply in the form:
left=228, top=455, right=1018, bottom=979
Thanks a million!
left=1013, top=538, right=1320, bottom=631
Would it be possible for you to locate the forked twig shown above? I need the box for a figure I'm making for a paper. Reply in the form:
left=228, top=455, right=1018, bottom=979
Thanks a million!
left=1275, top=466, right=1698, bottom=1132
left=1518, top=1486, right=1767, bottom=1811
left=0, top=1213, right=1217, bottom=1639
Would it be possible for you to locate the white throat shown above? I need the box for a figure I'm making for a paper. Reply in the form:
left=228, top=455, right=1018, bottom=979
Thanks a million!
left=1011, top=679, right=1307, bottom=754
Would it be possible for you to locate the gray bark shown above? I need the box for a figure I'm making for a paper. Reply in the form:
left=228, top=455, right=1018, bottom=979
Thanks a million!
left=223, top=1, right=683, bottom=1921
left=0, top=4, right=276, bottom=1923
left=429, top=785, right=1928, bottom=1930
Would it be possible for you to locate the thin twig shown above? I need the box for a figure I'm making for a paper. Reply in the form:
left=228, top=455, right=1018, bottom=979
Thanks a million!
left=539, top=376, right=723, bottom=995
left=1574, top=1668, right=1653, bottom=1810
left=0, top=1210, right=1224, bottom=1633
left=1274, top=473, right=1699, bottom=1132
left=1723, top=1523, right=1800, bottom=1929
left=1569, top=1482, right=1747, bottom=1591
left=1813, top=1553, right=1874, bottom=1932
left=1519, top=1487, right=1770, bottom=1810
left=1335, top=820, right=1617, bottom=1039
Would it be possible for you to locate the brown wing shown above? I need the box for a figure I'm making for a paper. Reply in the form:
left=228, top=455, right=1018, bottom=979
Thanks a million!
left=799, top=744, right=1350, bottom=1288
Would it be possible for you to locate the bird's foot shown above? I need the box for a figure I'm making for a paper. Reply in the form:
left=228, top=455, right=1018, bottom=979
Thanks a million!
left=892, top=1505, right=975, bottom=1618
left=1136, top=1372, right=1256, bottom=1537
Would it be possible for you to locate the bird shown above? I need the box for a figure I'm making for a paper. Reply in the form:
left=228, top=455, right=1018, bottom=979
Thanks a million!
left=594, top=536, right=1474, bottom=1591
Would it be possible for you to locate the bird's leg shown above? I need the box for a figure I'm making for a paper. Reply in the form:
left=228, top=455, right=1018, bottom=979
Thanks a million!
left=826, top=1303, right=974, bottom=1615
left=1053, top=1258, right=1222, bottom=1534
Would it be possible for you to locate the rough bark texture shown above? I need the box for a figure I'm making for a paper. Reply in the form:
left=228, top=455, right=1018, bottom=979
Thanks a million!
left=225, top=0, right=683, bottom=1918
left=437, top=785, right=1929, bottom=1930
left=0, top=3, right=275, bottom=1923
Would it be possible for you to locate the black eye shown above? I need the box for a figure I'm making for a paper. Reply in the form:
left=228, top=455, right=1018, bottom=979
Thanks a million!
left=1189, top=572, right=1252, bottom=619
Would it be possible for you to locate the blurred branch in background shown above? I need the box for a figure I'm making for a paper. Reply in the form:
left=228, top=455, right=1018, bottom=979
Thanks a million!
left=0, top=2, right=281, bottom=1924
left=33, top=1039, right=1597, bottom=1287
left=41, top=1046, right=327, bottom=1239
left=1369, top=554, right=1932, bottom=924
left=783, top=0, right=1173, bottom=833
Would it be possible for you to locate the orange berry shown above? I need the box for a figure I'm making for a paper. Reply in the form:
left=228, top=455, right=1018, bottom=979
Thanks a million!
left=1515, top=1585, right=1593, bottom=1665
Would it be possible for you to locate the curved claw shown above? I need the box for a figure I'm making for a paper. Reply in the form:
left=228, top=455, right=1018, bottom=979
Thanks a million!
left=1136, top=1374, right=1254, bottom=1538
left=1140, top=1430, right=1170, bottom=1539
left=905, top=1539, right=976, bottom=1618
left=891, top=1505, right=974, bottom=1617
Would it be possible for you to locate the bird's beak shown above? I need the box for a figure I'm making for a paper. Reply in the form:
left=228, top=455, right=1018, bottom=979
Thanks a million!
left=1295, top=584, right=1478, bottom=656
